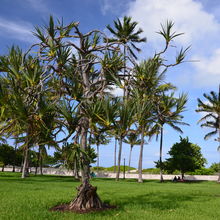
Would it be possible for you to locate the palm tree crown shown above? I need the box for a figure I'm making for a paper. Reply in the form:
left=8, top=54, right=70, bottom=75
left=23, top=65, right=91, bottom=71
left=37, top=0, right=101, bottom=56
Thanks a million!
left=106, top=16, right=147, bottom=59
left=196, top=87, right=220, bottom=141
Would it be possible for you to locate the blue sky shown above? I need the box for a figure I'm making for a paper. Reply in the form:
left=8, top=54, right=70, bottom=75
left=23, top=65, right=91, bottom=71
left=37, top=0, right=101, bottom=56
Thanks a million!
left=1, top=0, right=220, bottom=168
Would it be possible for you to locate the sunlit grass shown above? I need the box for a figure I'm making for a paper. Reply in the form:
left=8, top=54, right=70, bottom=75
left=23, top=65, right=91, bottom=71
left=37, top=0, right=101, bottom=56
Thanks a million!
left=1, top=172, right=220, bottom=220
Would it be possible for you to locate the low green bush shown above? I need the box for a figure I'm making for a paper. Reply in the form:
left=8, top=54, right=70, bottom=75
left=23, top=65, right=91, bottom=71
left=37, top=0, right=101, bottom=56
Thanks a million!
left=186, top=168, right=215, bottom=175
left=91, top=166, right=106, bottom=171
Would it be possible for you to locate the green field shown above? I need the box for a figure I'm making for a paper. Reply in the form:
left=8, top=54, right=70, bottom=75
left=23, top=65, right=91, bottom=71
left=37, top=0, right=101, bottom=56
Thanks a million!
left=1, top=172, right=220, bottom=220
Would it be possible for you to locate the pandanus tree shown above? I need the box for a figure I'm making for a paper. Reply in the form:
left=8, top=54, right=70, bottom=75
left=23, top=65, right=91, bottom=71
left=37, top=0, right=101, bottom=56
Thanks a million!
left=196, top=86, right=220, bottom=181
left=33, top=16, right=125, bottom=210
left=0, top=47, right=55, bottom=178
left=155, top=92, right=188, bottom=182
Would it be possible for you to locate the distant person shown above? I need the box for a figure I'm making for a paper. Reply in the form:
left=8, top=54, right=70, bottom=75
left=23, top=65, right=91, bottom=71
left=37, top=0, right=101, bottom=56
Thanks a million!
left=90, top=171, right=96, bottom=178
left=177, top=176, right=181, bottom=181
left=173, top=176, right=177, bottom=182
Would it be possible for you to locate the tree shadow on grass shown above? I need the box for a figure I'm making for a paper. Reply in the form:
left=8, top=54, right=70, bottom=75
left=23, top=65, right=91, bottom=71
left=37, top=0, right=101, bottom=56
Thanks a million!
left=116, top=191, right=211, bottom=211
left=0, top=174, right=80, bottom=183
left=74, top=190, right=212, bottom=218
left=101, top=192, right=211, bottom=217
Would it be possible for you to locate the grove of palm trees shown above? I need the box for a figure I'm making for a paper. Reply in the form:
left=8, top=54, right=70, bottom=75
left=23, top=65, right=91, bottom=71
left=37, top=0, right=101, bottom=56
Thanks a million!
left=0, top=14, right=219, bottom=215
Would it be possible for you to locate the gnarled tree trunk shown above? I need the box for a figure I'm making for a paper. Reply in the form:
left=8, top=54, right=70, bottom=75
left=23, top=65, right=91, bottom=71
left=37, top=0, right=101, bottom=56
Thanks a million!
left=69, top=181, right=103, bottom=210
left=69, top=117, right=105, bottom=211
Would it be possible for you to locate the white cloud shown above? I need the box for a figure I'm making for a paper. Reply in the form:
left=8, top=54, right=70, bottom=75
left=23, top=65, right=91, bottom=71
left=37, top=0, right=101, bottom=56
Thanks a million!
left=0, top=17, right=35, bottom=43
left=126, top=0, right=219, bottom=46
left=25, top=0, right=49, bottom=14
left=101, top=0, right=112, bottom=15
left=192, top=49, right=220, bottom=86
left=122, top=0, right=220, bottom=87
left=100, top=0, right=129, bottom=16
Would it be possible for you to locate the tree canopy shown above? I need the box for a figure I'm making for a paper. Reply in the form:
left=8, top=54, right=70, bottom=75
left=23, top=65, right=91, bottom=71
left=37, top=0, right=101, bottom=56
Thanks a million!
left=164, top=137, right=206, bottom=178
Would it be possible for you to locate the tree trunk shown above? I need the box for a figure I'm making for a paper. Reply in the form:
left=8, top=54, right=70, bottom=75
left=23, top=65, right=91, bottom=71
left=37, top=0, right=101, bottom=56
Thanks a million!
left=181, top=172, right=184, bottom=179
left=218, top=111, right=220, bottom=182
left=159, top=126, right=164, bottom=182
left=96, top=144, right=99, bottom=172
left=74, top=167, right=80, bottom=180
left=69, top=117, right=104, bottom=211
left=2, top=165, right=4, bottom=172
left=21, top=146, right=29, bottom=178
left=138, top=127, right=144, bottom=183
left=35, top=147, right=40, bottom=175
left=40, top=149, right=43, bottom=175
left=128, top=144, right=133, bottom=173
left=13, top=136, right=18, bottom=172
left=114, top=138, right=117, bottom=173
left=116, top=137, right=123, bottom=181
left=69, top=181, right=103, bottom=210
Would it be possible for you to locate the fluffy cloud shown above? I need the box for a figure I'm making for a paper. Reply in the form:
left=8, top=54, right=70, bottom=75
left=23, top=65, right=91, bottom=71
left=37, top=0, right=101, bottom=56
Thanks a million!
left=0, top=17, right=34, bottom=43
left=192, top=49, right=220, bottom=86
left=126, top=0, right=219, bottom=46
left=123, top=0, right=220, bottom=87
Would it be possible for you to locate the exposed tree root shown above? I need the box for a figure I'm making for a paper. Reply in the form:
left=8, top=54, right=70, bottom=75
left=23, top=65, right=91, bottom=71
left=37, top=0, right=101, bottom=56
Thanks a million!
left=50, top=183, right=116, bottom=213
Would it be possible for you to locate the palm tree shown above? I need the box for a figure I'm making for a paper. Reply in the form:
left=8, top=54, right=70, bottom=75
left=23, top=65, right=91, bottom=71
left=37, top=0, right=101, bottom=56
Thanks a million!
left=123, top=130, right=141, bottom=173
left=107, top=16, right=147, bottom=96
left=131, top=58, right=173, bottom=183
left=156, top=92, right=188, bottom=182
left=114, top=100, right=135, bottom=181
left=90, top=131, right=110, bottom=171
left=106, top=16, right=147, bottom=59
left=196, top=86, right=220, bottom=181
left=133, top=90, right=155, bottom=183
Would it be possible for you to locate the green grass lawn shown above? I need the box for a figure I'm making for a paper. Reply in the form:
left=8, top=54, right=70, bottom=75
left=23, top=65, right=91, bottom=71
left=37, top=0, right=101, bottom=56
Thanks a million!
left=1, top=172, right=220, bottom=220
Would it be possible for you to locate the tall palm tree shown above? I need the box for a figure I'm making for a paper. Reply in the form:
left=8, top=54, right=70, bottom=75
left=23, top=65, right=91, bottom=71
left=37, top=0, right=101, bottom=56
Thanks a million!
left=114, top=100, right=135, bottom=181
left=131, top=58, right=174, bottom=183
left=196, top=86, right=220, bottom=181
left=133, top=90, right=155, bottom=183
left=123, top=130, right=141, bottom=173
left=156, top=92, right=188, bottom=182
left=90, top=131, right=110, bottom=171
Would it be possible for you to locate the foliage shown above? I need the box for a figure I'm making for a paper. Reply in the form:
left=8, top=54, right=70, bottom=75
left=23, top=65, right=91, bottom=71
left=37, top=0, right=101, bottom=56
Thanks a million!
left=142, top=168, right=161, bottom=174
left=91, top=166, right=106, bottom=171
left=0, top=144, right=15, bottom=167
left=196, top=86, right=220, bottom=142
left=105, top=165, right=135, bottom=172
left=209, top=162, right=220, bottom=173
left=56, top=143, right=97, bottom=171
left=164, top=137, right=206, bottom=177
left=186, top=168, right=215, bottom=175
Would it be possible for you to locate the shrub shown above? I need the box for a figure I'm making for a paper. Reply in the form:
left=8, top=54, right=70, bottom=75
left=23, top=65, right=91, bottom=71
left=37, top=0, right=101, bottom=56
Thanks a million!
left=186, top=168, right=215, bottom=175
